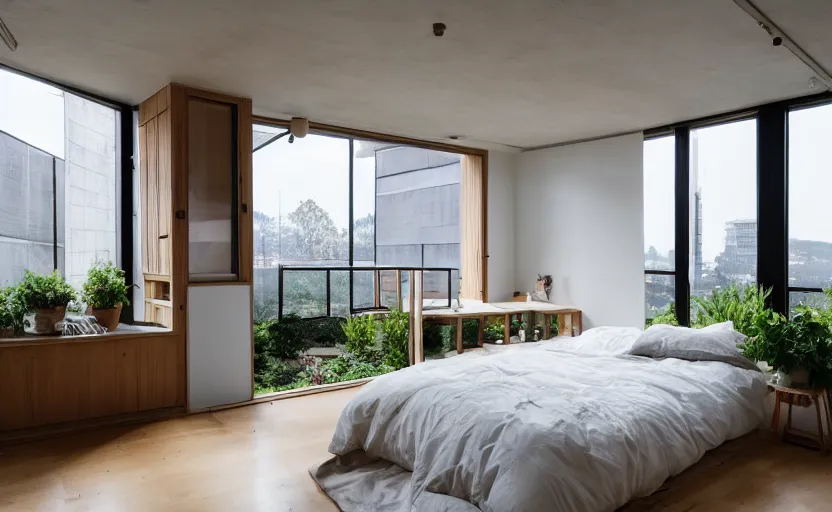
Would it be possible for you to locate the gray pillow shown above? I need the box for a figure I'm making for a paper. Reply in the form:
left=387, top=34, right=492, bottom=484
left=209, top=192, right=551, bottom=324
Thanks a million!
left=630, top=321, right=759, bottom=371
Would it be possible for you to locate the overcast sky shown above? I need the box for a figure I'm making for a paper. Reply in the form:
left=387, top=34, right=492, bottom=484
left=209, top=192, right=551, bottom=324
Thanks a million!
left=252, top=127, right=376, bottom=230
left=644, top=106, right=832, bottom=263
left=0, top=69, right=64, bottom=158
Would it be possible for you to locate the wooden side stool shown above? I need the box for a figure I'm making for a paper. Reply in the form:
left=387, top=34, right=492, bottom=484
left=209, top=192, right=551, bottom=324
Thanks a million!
left=769, top=384, right=831, bottom=455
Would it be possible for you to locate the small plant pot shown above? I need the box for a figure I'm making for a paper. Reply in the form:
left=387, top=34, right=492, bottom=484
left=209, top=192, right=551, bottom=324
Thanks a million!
left=789, top=368, right=810, bottom=386
left=0, top=327, right=13, bottom=338
left=23, top=306, right=67, bottom=335
left=87, top=303, right=123, bottom=332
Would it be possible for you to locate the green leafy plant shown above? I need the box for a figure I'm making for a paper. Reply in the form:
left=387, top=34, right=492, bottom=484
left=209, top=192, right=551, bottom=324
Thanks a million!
left=448, top=319, right=481, bottom=348
left=691, top=285, right=770, bottom=337
left=423, top=324, right=453, bottom=355
left=0, top=287, right=15, bottom=331
left=646, top=303, right=679, bottom=327
left=16, top=270, right=76, bottom=310
left=483, top=319, right=505, bottom=342
left=739, top=302, right=832, bottom=388
left=254, top=314, right=311, bottom=360
left=381, top=308, right=409, bottom=370
left=342, top=313, right=378, bottom=359
left=81, top=262, right=131, bottom=309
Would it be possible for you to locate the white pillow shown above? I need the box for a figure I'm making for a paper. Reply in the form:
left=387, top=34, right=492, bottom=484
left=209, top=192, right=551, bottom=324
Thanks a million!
left=629, top=321, right=758, bottom=371
left=546, top=326, right=643, bottom=356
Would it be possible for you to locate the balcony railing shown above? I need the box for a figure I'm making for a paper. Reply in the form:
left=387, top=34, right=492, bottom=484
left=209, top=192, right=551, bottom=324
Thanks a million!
left=277, top=264, right=458, bottom=319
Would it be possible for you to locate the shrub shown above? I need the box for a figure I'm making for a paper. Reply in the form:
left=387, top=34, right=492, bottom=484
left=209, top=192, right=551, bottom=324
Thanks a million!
left=483, top=319, right=505, bottom=342
left=423, top=324, right=454, bottom=355
left=691, top=285, right=770, bottom=337
left=254, top=314, right=310, bottom=360
left=316, top=354, right=394, bottom=384
left=254, top=358, right=302, bottom=390
left=16, top=270, right=76, bottom=310
left=647, top=303, right=679, bottom=327
left=381, top=308, right=409, bottom=370
left=81, top=262, right=131, bottom=309
left=449, top=319, right=481, bottom=347
left=342, top=314, right=377, bottom=359
left=0, top=288, right=15, bottom=331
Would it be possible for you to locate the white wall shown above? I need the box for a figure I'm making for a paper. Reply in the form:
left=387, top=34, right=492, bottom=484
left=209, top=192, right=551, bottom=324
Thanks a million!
left=188, top=285, right=253, bottom=410
left=513, top=134, right=644, bottom=328
left=486, top=151, right=516, bottom=302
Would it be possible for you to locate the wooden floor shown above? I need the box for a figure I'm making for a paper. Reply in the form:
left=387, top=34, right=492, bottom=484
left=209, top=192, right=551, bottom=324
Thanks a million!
left=2, top=387, right=831, bottom=512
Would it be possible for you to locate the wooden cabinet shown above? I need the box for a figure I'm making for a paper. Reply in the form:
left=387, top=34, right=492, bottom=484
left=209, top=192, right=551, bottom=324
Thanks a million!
left=139, top=88, right=174, bottom=327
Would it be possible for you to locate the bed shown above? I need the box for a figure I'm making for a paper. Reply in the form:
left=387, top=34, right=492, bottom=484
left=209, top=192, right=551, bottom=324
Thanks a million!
left=311, top=326, right=768, bottom=512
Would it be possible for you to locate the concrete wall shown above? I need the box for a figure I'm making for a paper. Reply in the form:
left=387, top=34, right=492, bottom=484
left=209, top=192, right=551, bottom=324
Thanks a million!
left=63, top=94, right=118, bottom=289
left=486, top=151, right=516, bottom=302
left=0, top=131, right=63, bottom=286
left=375, top=146, right=462, bottom=298
left=513, top=134, right=645, bottom=328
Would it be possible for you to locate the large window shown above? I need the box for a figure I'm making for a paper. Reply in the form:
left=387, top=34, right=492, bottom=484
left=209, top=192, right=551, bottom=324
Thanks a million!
left=0, top=68, right=119, bottom=290
left=788, top=104, right=832, bottom=311
left=643, top=96, right=832, bottom=324
left=252, top=125, right=467, bottom=320
left=643, top=135, right=675, bottom=320
left=689, top=119, right=757, bottom=305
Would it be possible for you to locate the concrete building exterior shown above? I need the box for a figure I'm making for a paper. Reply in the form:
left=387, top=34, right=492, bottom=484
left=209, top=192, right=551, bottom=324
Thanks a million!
left=0, top=90, right=118, bottom=290
left=63, top=94, right=119, bottom=289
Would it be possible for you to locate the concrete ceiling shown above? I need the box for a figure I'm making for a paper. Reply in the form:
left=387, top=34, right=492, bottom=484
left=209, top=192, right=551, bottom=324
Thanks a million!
left=0, top=0, right=828, bottom=150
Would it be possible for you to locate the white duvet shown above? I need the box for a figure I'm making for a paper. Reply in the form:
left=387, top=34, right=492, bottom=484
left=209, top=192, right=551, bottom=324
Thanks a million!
left=312, top=327, right=767, bottom=512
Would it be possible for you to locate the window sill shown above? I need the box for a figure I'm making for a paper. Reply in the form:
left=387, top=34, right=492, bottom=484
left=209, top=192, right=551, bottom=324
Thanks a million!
left=0, top=324, right=174, bottom=347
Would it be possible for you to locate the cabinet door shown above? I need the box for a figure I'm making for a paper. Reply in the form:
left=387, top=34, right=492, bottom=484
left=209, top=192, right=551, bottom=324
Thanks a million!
left=139, top=118, right=160, bottom=275
left=157, top=110, right=172, bottom=276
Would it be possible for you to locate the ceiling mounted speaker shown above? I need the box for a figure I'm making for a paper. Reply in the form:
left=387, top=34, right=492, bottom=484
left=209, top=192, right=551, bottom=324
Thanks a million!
left=290, top=117, right=309, bottom=138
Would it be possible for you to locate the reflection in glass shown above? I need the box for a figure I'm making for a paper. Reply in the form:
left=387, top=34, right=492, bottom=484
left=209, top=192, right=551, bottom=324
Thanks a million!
left=283, top=271, right=327, bottom=318
left=788, top=104, right=832, bottom=290
left=789, top=291, right=830, bottom=317
left=188, top=98, right=235, bottom=280
left=643, top=136, right=675, bottom=271
left=645, top=274, right=675, bottom=320
left=689, top=120, right=757, bottom=299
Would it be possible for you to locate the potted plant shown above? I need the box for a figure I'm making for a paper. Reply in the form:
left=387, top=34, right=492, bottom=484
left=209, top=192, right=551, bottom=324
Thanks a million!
left=81, top=262, right=131, bottom=332
left=17, top=270, right=76, bottom=335
left=741, top=306, right=832, bottom=388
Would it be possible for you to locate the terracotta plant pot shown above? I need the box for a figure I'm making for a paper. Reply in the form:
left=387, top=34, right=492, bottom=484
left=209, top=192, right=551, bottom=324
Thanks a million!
left=87, top=303, right=123, bottom=332
left=23, top=306, right=67, bottom=335
left=790, top=368, right=810, bottom=386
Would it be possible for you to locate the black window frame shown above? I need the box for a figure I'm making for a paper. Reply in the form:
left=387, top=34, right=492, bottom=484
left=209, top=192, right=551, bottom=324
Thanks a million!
left=0, top=63, right=136, bottom=322
left=644, top=90, right=832, bottom=325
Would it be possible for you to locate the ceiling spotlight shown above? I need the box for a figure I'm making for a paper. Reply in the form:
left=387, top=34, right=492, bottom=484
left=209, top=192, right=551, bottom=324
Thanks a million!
left=433, top=23, right=446, bottom=37
left=0, top=16, right=18, bottom=51
left=447, top=135, right=463, bottom=140
left=808, top=77, right=822, bottom=90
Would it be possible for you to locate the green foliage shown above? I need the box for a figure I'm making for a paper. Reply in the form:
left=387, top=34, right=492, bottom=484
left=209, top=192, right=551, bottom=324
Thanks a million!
left=16, top=270, right=76, bottom=310
left=0, top=286, right=27, bottom=334
left=691, top=285, right=770, bottom=336
left=254, top=314, right=311, bottom=360
left=448, top=319, right=481, bottom=348
left=646, top=303, right=679, bottom=327
left=740, top=306, right=832, bottom=387
left=254, top=358, right=301, bottom=390
left=381, top=308, right=409, bottom=370
left=342, top=314, right=377, bottom=359
left=81, top=262, right=131, bottom=309
left=0, top=287, right=15, bottom=330
left=483, top=319, right=505, bottom=342
left=423, top=324, right=449, bottom=355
